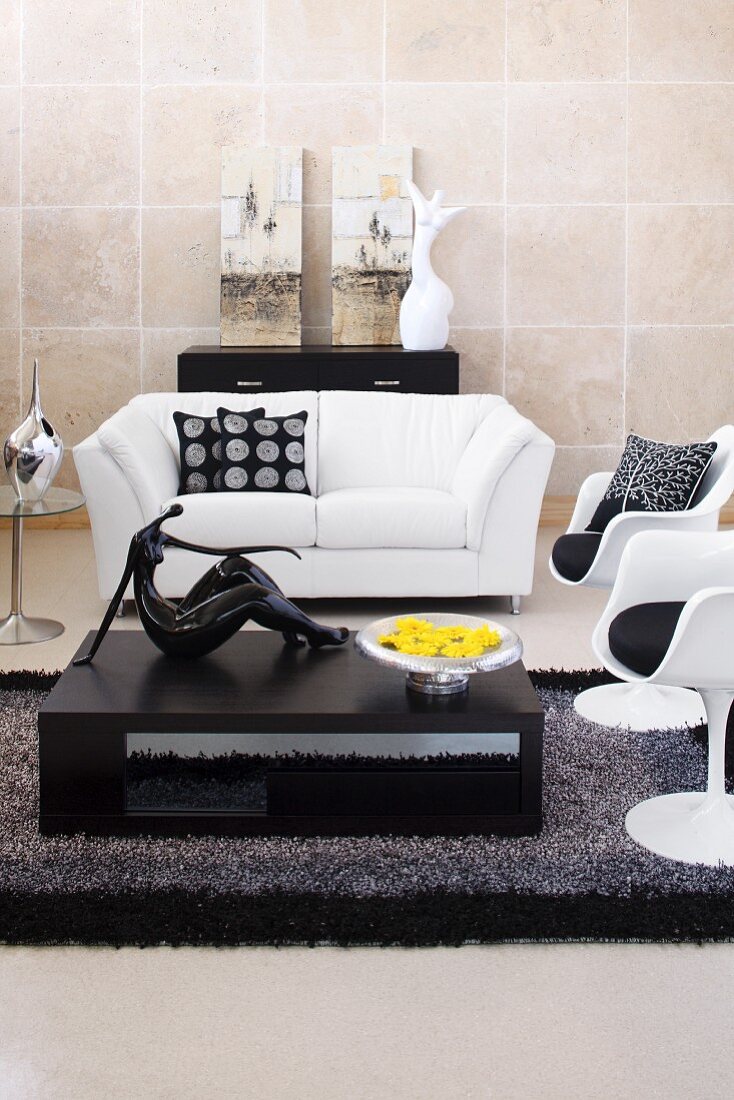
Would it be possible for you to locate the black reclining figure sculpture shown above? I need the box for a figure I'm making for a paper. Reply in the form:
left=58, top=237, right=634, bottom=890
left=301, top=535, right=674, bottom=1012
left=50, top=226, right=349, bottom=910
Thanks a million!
left=74, top=503, right=348, bottom=664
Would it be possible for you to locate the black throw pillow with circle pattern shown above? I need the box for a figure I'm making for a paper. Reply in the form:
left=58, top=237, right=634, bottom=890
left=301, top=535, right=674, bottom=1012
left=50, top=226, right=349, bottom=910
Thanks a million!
left=173, top=408, right=264, bottom=494
left=217, top=407, right=311, bottom=495
left=586, top=433, right=717, bottom=533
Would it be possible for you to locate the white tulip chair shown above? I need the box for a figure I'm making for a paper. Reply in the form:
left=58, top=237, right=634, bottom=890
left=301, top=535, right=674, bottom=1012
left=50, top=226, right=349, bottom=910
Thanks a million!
left=549, top=425, right=734, bottom=731
left=594, top=528, right=734, bottom=866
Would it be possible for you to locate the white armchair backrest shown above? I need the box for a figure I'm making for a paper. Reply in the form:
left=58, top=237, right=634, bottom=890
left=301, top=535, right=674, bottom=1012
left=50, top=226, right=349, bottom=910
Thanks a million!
left=656, top=586, right=734, bottom=690
left=691, top=425, right=734, bottom=514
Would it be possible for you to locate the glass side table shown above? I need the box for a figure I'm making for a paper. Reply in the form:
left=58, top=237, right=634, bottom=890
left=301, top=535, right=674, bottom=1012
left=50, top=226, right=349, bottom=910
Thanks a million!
left=0, top=486, right=85, bottom=645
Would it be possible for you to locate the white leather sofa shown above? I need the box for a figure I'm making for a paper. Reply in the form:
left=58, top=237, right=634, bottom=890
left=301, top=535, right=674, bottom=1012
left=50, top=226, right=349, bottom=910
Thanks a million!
left=74, top=390, right=555, bottom=606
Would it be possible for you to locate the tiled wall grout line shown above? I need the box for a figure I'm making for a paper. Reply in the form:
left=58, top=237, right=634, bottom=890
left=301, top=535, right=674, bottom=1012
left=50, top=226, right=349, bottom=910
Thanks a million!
left=259, top=0, right=265, bottom=142
left=7, top=323, right=734, bottom=332
left=14, top=203, right=734, bottom=211
left=10, top=80, right=734, bottom=89
left=381, top=0, right=387, bottom=143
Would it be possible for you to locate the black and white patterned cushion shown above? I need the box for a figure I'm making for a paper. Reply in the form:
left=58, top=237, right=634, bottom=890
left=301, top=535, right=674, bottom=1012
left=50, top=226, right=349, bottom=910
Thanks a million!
left=173, top=408, right=264, bottom=494
left=217, top=407, right=311, bottom=495
left=586, top=433, right=717, bottom=533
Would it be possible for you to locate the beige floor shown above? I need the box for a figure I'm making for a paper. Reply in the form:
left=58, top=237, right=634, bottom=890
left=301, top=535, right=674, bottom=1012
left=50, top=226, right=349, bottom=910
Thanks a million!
left=0, top=527, right=732, bottom=1100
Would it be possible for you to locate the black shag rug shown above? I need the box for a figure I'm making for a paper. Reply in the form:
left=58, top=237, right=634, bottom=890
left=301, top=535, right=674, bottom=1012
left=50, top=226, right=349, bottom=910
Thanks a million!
left=1, top=668, right=734, bottom=947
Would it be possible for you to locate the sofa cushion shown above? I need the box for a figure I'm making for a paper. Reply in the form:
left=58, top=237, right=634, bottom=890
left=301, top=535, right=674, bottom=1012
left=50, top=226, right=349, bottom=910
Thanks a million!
left=161, top=491, right=317, bottom=548
left=130, top=391, right=319, bottom=496
left=217, top=407, right=311, bottom=495
left=608, top=601, right=686, bottom=677
left=173, top=408, right=264, bottom=495
left=317, top=391, right=506, bottom=494
left=551, top=532, right=603, bottom=582
left=316, top=488, right=466, bottom=549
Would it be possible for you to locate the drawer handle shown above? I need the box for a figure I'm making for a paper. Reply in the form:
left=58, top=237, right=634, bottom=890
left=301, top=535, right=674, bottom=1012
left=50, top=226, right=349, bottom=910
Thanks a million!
left=374, top=379, right=401, bottom=387
left=237, top=380, right=263, bottom=387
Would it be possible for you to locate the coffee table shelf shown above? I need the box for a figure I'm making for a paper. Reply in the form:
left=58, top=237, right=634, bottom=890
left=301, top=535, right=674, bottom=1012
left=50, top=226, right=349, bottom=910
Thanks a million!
left=39, top=631, right=544, bottom=837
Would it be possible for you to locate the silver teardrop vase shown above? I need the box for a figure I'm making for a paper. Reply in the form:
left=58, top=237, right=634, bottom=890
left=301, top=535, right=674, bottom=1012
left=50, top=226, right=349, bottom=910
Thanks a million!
left=3, top=359, right=63, bottom=502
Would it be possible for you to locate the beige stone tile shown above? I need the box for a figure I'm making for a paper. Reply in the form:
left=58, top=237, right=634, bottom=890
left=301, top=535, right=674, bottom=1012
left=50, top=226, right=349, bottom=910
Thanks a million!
left=23, top=87, right=139, bottom=206
left=23, top=209, right=139, bottom=328
left=23, top=329, right=140, bottom=490
left=507, top=207, right=625, bottom=326
left=385, top=84, right=504, bottom=205
left=302, top=326, right=331, bottom=345
left=628, top=206, right=734, bottom=325
left=629, top=0, right=734, bottom=81
left=433, top=207, right=503, bottom=327
left=507, top=0, right=626, bottom=81
left=508, top=84, right=625, bottom=204
left=302, top=205, right=330, bottom=329
left=23, top=0, right=140, bottom=84
left=451, top=329, right=503, bottom=395
left=0, top=329, right=20, bottom=439
left=143, top=0, right=261, bottom=83
left=506, top=327, right=623, bottom=446
left=0, top=0, right=20, bottom=83
left=265, top=85, right=381, bottom=204
left=547, top=445, right=622, bottom=495
left=142, top=328, right=219, bottom=392
left=142, top=207, right=219, bottom=327
left=626, top=327, right=734, bottom=441
left=23, top=325, right=139, bottom=490
left=0, top=87, right=19, bottom=206
left=628, top=85, right=734, bottom=204
left=143, top=85, right=261, bottom=206
left=0, top=208, right=19, bottom=326
left=264, top=0, right=382, bottom=82
left=386, top=0, right=504, bottom=82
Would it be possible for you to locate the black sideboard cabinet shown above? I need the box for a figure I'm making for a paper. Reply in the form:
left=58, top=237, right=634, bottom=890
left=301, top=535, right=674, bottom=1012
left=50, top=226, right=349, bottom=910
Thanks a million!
left=177, top=345, right=460, bottom=395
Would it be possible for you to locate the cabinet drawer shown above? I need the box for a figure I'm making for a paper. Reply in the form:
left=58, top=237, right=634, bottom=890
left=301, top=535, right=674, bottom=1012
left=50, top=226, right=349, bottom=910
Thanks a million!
left=318, top=359, right=458, bottom=394
left=178, top=356, right=318, bottom=394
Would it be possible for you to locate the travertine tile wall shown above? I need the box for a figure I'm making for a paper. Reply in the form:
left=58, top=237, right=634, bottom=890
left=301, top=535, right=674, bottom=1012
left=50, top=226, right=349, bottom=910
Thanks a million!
left=1, top=0, right=733, bottom=491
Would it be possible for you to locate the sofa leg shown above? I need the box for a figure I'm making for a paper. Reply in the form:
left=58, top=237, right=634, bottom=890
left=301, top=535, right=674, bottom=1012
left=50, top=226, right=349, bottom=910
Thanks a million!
left=510, top=595, right=521, bottom=616
left=115, top=601, right=126, bottom=619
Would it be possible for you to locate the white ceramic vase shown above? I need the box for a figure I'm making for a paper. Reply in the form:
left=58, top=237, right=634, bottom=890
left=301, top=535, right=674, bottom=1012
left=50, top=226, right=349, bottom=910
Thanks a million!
left=399, top=181, right=466, bottom=352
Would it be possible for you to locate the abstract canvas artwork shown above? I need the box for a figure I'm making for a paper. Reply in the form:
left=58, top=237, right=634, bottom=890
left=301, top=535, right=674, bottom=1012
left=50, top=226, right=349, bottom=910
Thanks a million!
left=331, top=146, right=413, bottom=346
left=220, top=146, right=302, bottom=346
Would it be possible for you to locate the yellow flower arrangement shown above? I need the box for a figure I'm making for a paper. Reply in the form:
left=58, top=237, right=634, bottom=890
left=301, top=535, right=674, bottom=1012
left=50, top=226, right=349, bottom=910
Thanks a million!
left=379, top=619, right=502, bottom=659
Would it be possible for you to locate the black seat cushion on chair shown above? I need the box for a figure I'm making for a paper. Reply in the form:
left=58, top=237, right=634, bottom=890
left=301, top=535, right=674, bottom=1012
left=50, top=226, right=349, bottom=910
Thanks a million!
left=608, top=601, right=686, bottom=677
left=551, top=533, right=603, bottom=582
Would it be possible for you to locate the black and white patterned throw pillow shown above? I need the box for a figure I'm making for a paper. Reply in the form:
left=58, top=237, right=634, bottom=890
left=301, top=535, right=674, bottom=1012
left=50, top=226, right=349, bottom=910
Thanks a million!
left=217, top=407, right=311, bottom=495
left=586, top=433, right=717, bottom=533
left=173, top=408, right=264, bottom=494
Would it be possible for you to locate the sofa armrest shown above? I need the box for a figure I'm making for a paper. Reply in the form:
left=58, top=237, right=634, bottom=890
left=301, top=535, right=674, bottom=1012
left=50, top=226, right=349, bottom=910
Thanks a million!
left=452, top=405, right=554, bottom=551
left=74, top=435, right=145, bottom=600
left=476, top=434, right=555, bottom=595
left=96, top=405, right=179, bottom=519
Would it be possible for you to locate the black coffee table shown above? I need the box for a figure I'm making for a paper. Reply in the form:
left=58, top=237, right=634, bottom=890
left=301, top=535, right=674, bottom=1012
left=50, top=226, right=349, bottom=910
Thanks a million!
left=39, top=631, right=544, bottom=837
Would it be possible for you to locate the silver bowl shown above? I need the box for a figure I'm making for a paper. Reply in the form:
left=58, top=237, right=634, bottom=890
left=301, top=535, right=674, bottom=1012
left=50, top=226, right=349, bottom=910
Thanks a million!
left=355, top=612, right=523, bottom=695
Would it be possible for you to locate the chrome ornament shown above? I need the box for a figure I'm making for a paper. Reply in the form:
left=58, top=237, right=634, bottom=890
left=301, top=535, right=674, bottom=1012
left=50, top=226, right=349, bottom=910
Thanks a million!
left=3, top=359, right=63, bottom=502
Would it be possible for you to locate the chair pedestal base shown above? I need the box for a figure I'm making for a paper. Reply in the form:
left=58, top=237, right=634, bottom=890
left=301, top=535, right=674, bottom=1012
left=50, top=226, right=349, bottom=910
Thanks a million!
left=574, top=682, right=706, bottom=731
left=626, top=793, right=734, bottom=867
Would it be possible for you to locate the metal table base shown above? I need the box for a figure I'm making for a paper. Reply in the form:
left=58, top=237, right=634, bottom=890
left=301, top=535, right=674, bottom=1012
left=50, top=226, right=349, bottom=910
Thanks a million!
left=0, top=512, right=64, bottom=644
